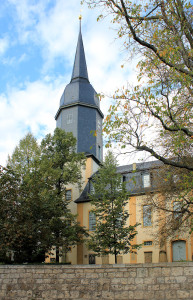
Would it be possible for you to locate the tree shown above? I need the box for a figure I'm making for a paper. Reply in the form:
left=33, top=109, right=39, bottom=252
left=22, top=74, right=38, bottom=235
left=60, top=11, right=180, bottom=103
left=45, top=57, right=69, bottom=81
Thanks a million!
left=0, top=129, right=86, bottom=263
left=146, top=163, right=193, bottom=241
left=88, top=151, right=140, bottom=264
left=84, top=0, right=193, bottom=231
left=40, top=128, right=86, bottom=262
left=84, top=0, right=193, bottom=170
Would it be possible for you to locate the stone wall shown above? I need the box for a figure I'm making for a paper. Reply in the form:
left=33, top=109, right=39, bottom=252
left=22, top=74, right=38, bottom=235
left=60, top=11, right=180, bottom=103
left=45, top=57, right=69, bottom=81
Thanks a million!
left=0, top=262, right=193, bottom=300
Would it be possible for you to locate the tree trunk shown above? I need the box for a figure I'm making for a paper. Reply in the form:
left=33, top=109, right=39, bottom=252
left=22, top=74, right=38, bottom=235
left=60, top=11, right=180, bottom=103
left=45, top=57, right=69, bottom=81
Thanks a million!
left=56, top=246, right=59, bottom=263
left=115, top=250, right=117, bottom=264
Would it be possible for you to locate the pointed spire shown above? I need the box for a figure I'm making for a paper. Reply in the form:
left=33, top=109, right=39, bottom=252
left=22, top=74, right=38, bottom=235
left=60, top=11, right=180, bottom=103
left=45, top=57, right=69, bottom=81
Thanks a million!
left=71, top=19, right=89, bottom=82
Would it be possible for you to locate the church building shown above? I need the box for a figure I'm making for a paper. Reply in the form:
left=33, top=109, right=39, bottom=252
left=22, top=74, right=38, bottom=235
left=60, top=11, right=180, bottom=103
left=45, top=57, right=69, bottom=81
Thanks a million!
left=46, top=22, right=193, bottom=265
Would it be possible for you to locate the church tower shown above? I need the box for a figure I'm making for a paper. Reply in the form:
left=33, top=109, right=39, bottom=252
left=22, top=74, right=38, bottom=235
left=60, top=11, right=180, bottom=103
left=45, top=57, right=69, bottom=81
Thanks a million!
left=55, top=21, right=104, bottom=161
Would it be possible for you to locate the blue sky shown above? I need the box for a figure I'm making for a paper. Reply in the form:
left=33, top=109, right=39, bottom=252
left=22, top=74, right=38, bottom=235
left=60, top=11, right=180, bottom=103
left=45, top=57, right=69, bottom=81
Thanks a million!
left=0, top=0, right=138, bottom=166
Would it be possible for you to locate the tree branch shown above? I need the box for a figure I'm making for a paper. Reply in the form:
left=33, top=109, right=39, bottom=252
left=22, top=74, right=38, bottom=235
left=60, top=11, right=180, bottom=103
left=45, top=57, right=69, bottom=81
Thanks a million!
left=136, top=144, right=193, bottom=170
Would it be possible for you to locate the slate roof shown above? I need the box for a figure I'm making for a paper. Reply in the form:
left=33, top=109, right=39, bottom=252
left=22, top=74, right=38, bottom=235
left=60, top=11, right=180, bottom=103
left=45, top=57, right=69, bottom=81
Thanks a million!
left=74, top=160, right=163, bottom=203
left=55, top=26, right=103, bottom=119
left=71, top=27, right=89, bottom=82
left=117, top=160, right=163, bottom=174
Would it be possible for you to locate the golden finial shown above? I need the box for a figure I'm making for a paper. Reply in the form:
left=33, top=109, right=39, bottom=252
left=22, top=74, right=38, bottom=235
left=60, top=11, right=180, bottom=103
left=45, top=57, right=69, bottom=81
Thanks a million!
left=79, top=9, right=82, bottom=30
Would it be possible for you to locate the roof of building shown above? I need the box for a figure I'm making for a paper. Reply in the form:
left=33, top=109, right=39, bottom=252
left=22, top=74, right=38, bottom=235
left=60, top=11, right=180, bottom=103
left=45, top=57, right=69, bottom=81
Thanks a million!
left=74, top=160, right=163, bottom=203
left=71, top=26, right=89, bottom=82
left=117, top=160, right=163, bottom=174
left=55, top=25, right=104, bottom=120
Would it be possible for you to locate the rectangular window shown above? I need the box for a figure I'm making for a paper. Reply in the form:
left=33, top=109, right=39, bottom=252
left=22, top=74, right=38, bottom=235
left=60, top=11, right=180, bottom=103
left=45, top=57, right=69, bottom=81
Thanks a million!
left=143, top=205, right=152, bottom=226
left=173, top=201, right=182, bottom=219
left=142, top=173, right=151, bottom=188
left=90, top=182, right=95, bottom=194
left=65, top=190, right=72, bottom=201
left=89, top=212, right=96, bottom=231
left=67, top=114, right=73, bottom=124
left=116, top=215, right=123, bottom=228
left=144, top=241, right=153, bottom=246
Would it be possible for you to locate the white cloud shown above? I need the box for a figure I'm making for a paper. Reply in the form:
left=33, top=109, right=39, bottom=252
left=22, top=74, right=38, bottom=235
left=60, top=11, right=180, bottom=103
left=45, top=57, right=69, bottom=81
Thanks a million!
left=0, top=78, right=64, bottom=166
left=0, top=37, right=9, bottom=56
left=0, top=0, right=143, bottom=166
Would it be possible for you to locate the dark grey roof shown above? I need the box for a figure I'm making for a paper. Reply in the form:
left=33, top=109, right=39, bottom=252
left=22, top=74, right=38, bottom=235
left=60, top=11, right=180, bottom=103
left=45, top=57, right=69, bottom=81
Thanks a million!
left=56, top=26, right=102, bottom=118
left=74, top=160, right=163, bottom=203
left=75, top=182, right=90, bottom=203
left=117, top=160, right=163, bottom=174
left=71, top=27, right=88, bottom=82
left=59, top=78, right=100, bottom=107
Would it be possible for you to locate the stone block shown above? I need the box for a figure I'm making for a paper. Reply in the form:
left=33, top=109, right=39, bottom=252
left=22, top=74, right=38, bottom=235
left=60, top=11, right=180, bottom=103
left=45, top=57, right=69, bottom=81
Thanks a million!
left=114, top=291, right=131, bottom=299
left=111, top=278, right=124, bottom=284
left=148, top=267, right=162, bottom=277
left=162, top=267, right=171, bottom=276
left=42, top=289, right=57, bottom=298
left=137, top=268, right=148, bottom=278
left=124, top=284, right=137, bottom=291
left=175, top=276, right=186, bottom=283
left=190, top=290, right=193, bottom=298
left=124, top=271, right=136, bottom=278
left=135, top=277, right=144, bottom=285
left=165, top=276, right=176, bottom=283
left=144, top=277, right=156, bottom=284
left=114, top=272, right=124, bottom=277
left=57, top=292, right=67, bottom=299
left=154, top=290, right=166, bottom=299
left=170, top=267, right=183, bottom=276
left=165, top=290, right=177, bottom=299
left=176, top=290, right=190, bottom=299
left=100, top=282, right=110, bottom=291
left=156, top=276, right=165, bottom=284
left=111, top=283, right=123, bottom=292
left=101, top=290, right=115, bottom=299
left=147, top=284, right=159, bottom=291
left=184, top=267, right=193, bottom=276
left=180, top=282, right=193, bottom=290
left=134, top=290, right=153, bottom=299
left=127, top=277, right=135, bottom=284
left=170, top=283, right=180, bottom=289
left=69, top=290, right=80, bottom=298
left=159, top=283, right=171, bottom=290
left=85, top=272, right=99, bottom=278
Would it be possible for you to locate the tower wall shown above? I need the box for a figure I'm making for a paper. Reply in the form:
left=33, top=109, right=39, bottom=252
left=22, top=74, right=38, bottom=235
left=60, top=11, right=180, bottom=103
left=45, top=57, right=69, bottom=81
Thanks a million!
left=56, top=107, right=78, bottom=149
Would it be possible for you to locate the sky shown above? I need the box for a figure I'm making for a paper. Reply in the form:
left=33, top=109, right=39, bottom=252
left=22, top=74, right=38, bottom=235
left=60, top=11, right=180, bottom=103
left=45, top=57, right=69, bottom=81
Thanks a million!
left=0, top=0, right=139, bottom=166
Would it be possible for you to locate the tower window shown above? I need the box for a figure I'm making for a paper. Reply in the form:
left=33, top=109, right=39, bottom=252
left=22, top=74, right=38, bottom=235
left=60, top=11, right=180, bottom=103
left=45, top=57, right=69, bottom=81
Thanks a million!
left=67, top=114, right=73, bottom=124
left=98, top=145, right=101, bottom=160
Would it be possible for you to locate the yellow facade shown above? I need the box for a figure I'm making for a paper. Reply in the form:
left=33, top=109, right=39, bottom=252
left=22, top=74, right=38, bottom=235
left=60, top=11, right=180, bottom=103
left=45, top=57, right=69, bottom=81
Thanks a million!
left=46, top=156, right=193, bottom=264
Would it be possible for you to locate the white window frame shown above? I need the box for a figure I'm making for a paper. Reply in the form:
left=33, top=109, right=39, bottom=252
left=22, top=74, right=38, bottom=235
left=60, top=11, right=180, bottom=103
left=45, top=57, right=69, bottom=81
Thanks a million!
left=142, top=173, right=151, bottom=188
